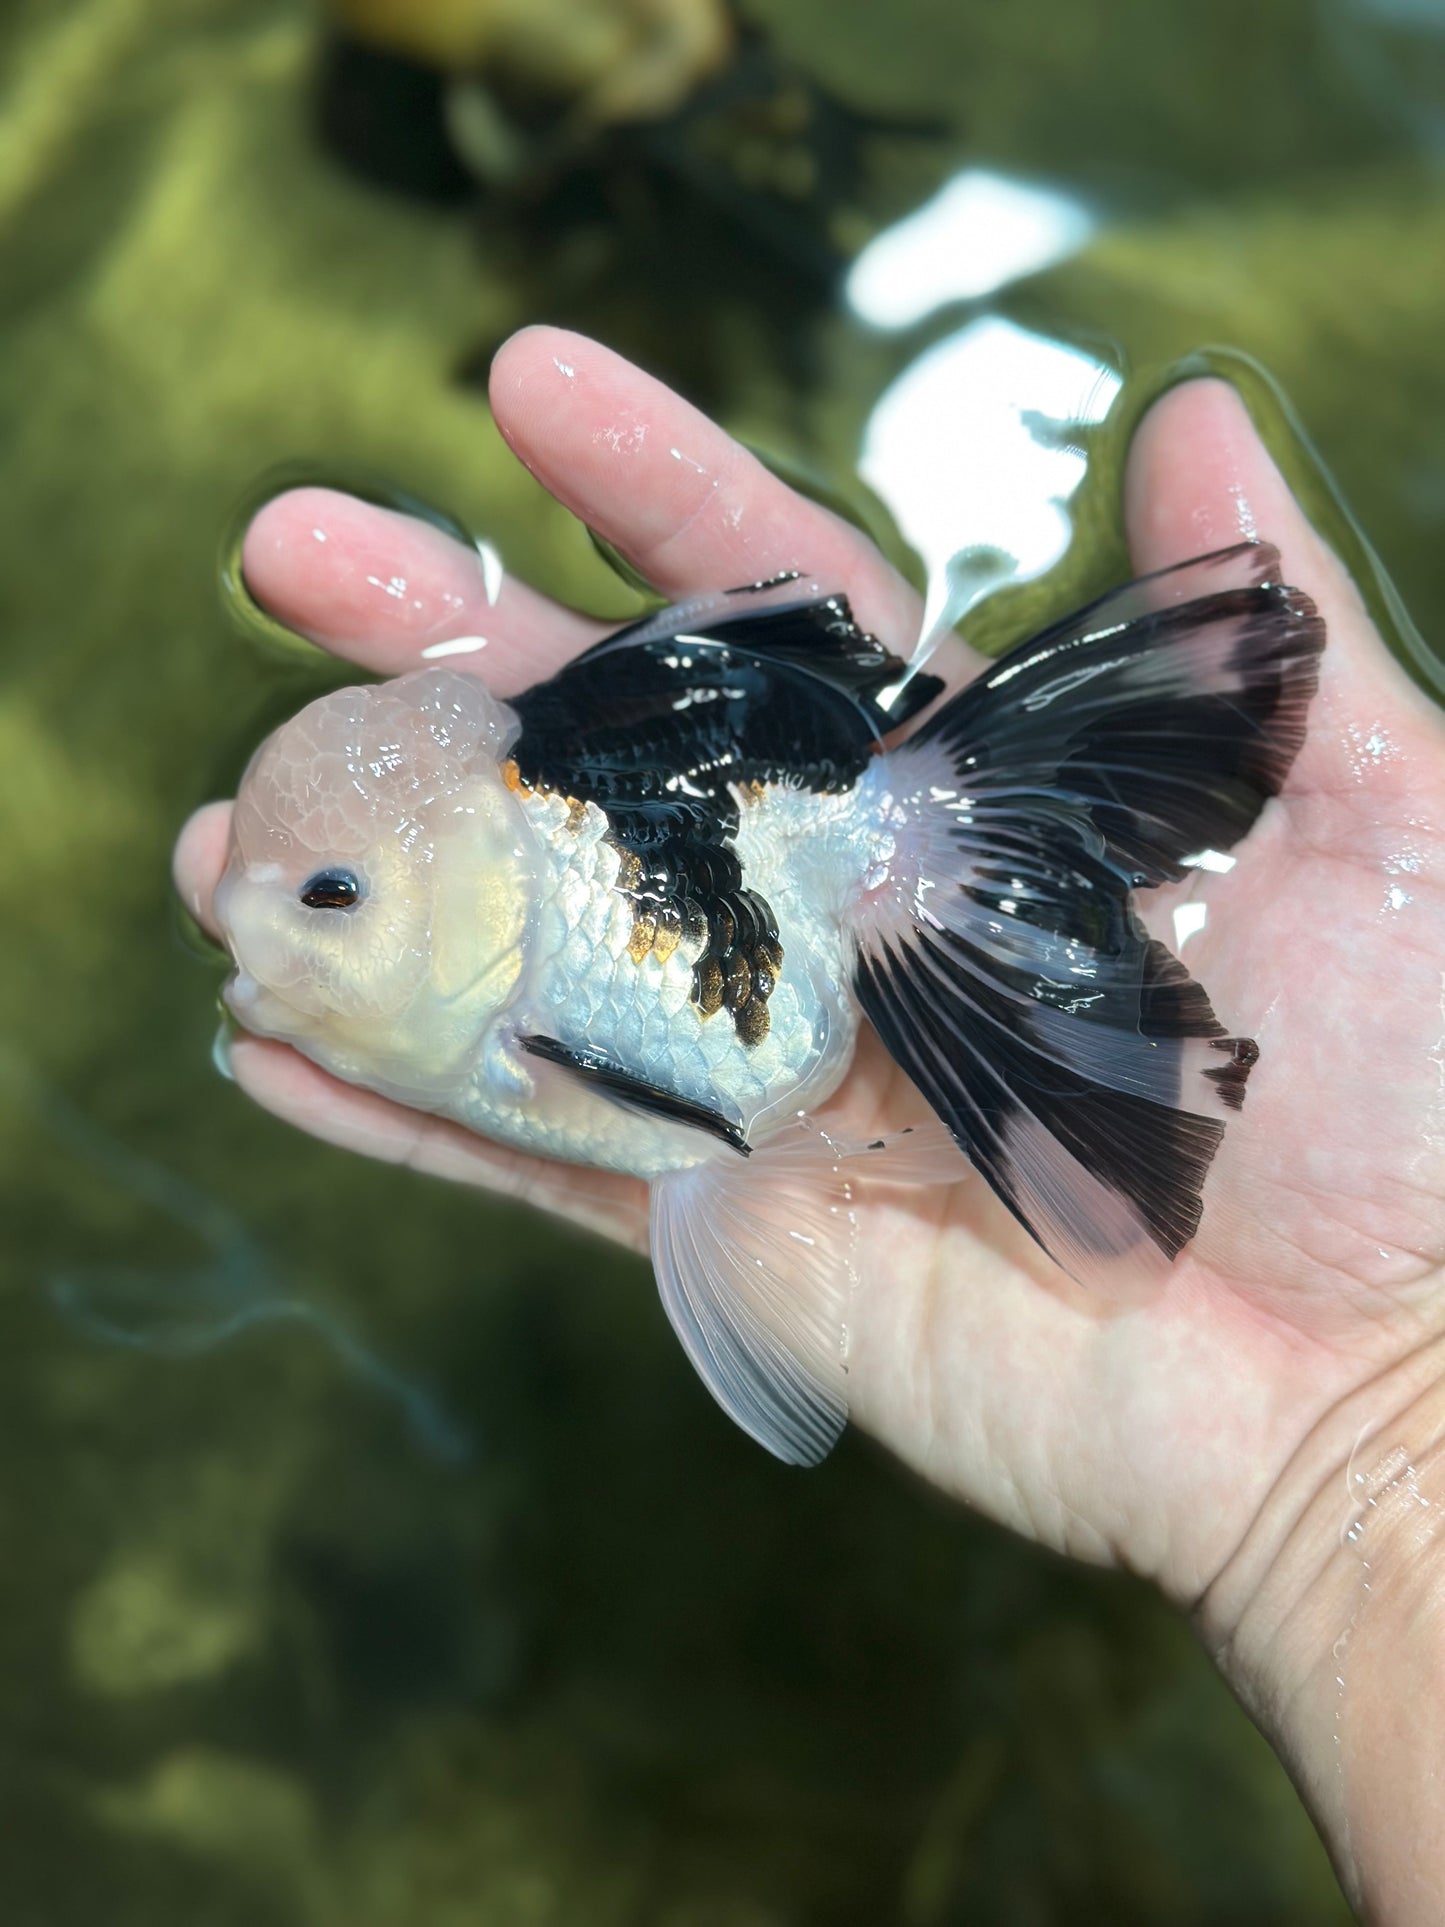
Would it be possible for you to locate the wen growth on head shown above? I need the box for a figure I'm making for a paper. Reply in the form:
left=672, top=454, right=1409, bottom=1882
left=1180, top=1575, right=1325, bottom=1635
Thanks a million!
left=211, top=545, right=1323, bottom=1463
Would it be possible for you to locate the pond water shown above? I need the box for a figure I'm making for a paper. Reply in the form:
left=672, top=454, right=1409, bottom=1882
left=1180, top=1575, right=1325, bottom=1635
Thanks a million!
left=4, top=0, right=1442, bottom=1918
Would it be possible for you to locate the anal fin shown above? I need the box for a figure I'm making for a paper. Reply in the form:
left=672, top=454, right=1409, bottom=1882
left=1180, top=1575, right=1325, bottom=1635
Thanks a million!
left=649, top=1124, right=861, bottom=1464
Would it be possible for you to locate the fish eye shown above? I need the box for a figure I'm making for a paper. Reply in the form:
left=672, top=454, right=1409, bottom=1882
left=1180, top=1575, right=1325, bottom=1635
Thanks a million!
left=298, top=869, right=363, bottom=911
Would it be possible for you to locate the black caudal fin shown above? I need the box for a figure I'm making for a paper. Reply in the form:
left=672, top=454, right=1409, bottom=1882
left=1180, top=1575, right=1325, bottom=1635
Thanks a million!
left=854, top=543, right=1324, bottom=1283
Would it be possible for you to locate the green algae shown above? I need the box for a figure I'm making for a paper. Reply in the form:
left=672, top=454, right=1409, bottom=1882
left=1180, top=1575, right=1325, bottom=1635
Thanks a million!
left=5, top=0, right=1441, bottom=1917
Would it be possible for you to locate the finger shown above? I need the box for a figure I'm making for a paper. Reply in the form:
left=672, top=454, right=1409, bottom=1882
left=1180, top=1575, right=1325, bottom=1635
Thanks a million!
left=174, top=799, right=231, bottom=940
left=488, top=326, right=941, bottom=668
left=1125, top=379, right=1362, bottom=647
left=228, top=1035, right=649, bottom=1253
left=241, top=487, right=602, bottom=691
left=1124, top=379, right=1444, bottom=801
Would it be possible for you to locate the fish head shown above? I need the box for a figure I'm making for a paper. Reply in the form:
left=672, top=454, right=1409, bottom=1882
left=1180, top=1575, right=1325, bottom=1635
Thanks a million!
left=214, top=668, right=534, bottom=1106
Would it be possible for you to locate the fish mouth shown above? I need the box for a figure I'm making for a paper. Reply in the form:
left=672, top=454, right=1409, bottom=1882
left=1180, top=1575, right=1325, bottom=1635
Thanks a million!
left=223, top=969, right=260, bottom=1016
left=221, top=964, right=310, bottom=1043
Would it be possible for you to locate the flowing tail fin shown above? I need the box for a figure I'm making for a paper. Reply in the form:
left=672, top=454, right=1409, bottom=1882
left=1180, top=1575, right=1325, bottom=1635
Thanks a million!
left=854, top=542, right=1324, bottom=1285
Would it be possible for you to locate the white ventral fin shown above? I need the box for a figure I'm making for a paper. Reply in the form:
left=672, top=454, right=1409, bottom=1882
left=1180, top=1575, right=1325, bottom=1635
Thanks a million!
left=649, top=1126, right=860, bottom=1466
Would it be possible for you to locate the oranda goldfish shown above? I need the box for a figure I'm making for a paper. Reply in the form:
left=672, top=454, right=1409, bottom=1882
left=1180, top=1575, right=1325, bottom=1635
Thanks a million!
left=213, top=542, right=1322, bottom=1462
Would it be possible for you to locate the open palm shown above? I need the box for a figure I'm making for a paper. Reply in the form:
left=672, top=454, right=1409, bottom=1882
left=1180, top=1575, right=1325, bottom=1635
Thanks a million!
left=177, top=329, right=1445, bottom=1631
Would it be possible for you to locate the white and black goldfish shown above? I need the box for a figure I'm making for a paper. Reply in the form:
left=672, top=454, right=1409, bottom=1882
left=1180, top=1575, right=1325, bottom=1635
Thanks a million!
left=213, top=542, right=1323, bottom=1463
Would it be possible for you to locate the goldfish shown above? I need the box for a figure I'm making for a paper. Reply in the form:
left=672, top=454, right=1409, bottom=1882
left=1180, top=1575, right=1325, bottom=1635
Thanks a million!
left=213, top=541, right=1322, bottom=1462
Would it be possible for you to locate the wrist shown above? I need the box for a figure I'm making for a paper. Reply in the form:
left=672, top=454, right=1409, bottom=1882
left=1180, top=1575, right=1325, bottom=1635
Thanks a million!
left=1199, top=1321, right=1445, bottom=1922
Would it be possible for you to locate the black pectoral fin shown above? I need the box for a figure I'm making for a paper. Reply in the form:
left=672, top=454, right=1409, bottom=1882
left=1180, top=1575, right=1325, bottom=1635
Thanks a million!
left=519, top=1035, right=750, bottom=1155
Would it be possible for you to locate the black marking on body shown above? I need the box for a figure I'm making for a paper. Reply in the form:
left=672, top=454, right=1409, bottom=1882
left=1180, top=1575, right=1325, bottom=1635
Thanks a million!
left=509, top=591, right=940, bottom=1045
left=605, top=832, right=780, bottom=1040
left=520, top=1034, right=750, bottom=1154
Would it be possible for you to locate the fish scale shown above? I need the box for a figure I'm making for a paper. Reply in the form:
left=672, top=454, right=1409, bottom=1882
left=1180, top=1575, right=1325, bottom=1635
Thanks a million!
left=521, top=786, right=830, bottom=1124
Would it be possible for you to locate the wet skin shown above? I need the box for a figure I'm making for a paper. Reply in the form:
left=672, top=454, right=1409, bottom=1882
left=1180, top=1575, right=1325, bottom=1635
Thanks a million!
left=176, top=327, right=1445, bottom=1919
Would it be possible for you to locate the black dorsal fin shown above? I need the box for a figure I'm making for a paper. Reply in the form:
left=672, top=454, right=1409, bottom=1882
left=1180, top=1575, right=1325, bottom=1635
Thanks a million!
left=511, top=588, right=942, bottom=807
left=570, top=585, right=942, bottom=730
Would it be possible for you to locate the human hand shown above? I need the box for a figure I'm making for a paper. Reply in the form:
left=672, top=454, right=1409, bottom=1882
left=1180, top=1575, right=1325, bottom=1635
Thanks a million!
left=176, top=328, right=1445, bottom=1919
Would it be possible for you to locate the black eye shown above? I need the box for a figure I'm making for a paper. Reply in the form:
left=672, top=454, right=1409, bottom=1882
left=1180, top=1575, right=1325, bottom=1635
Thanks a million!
left=299, top=869, right=362, bottom=910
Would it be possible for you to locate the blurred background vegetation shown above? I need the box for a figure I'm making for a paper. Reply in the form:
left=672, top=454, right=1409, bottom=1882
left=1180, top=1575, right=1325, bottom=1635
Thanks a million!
left=4, top=0, right=1443, bottom=1918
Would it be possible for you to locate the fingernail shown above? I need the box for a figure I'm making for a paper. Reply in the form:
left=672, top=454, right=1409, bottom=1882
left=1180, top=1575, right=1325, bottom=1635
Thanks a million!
left=211, top=1015, right=236, bottom=1083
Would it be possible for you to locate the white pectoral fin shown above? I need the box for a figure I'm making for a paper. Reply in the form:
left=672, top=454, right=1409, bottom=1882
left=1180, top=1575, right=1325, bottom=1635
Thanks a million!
left=648, top=1130, right=860, bottom=1466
